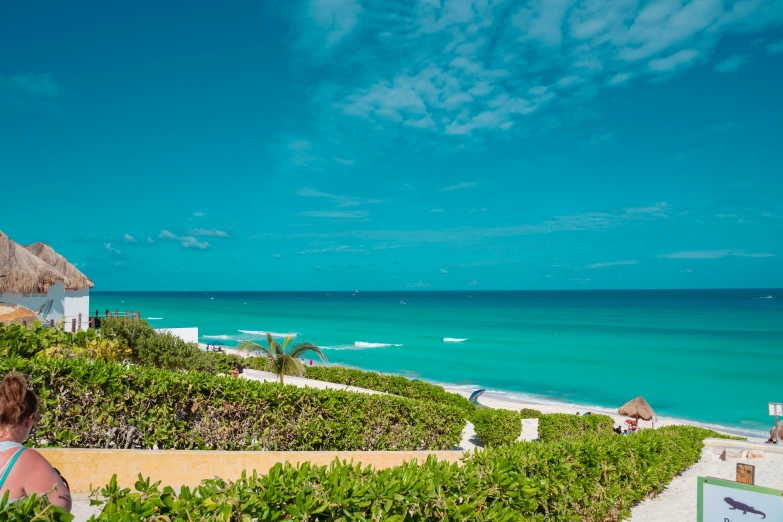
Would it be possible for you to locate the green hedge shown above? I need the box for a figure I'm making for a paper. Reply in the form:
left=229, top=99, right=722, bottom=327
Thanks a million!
left=519, top=408, right=543, bottom=418
left=7, top=425, right=735, bottom=521
left=0, top=322, right=98, bottom=358
left=471, top=408, right=522, bottom=447
left=304, top=365, right=475, bottom=415
left=1, top=356, right=464, bottom=452
left=537, top=413, right=615, bottom=443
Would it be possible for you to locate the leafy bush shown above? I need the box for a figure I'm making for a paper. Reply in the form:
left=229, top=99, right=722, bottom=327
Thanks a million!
left=0, top=322, right=97, bottom=358
left=97, top=317, right=155, bottom=351
left=36, top=337, right=130, bottom=362
left=7, top=425, right=720, bottom=521
left=519, top=408, right=543, bottom=418
left=470, top=408, right=522, bottom=447
left=0, top=492, right=72, bottom=521
left=2, top=356, right=464, bottom=451
left=537, top=413, right=614, bottom=443
left=304, top=366, right=475, bottom=415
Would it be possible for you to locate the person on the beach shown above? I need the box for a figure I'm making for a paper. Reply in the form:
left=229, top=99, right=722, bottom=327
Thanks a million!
left=0, top=373, right=72, bottom=511
left=234, top=362, right=244, bottom=375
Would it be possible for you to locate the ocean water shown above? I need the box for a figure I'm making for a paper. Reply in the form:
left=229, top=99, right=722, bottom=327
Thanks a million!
left=92, top=290, right=782, bottom=437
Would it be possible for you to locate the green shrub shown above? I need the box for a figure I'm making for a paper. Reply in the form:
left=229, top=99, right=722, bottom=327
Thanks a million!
left=304, top=366, right=475, bottom=415
left=97, top=317, right=155, bottom=350
left=470, top=408, right=522, bottom=447
left=519, top=408, right=543, bottom=418
left=537, top=413, right=614, bottom=442
left=2, top=356, right=464, bottom=451
left=15, top=425, right=715, bottom=521
left=0, top=321, right=97, bottom=358
left=0, top=492, right=72, bottom=521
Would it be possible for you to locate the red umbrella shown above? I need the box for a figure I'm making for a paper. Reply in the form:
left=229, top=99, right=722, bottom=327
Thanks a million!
left=625, top=419, right=635, bottom=424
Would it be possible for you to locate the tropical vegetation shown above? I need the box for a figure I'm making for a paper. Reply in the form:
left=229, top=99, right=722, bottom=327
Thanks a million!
left=238, top=332, right=326, bottom=383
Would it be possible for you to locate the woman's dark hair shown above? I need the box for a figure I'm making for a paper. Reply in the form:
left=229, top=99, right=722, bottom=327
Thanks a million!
left=0, top=373, right=40, bottom=427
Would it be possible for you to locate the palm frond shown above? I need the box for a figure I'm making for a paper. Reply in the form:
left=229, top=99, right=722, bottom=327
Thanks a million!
left=237, top=340, right=273, bottom=359
left=288, top=342, right=327, bottom=362
left=282, top=334, right=295, bottom=350
left=280, top=355, right=306, bottom=377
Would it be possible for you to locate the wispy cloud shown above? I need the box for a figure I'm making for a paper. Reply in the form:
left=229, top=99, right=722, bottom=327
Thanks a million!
left=123, top=234, right=137, bottom=243
left=711, top=121, right=741, bottom=132
left=296, top=187, right=380, bottom=208
left=159, top=230, right=210, bottom=250
left=429, top=208, right=446, bottom=214
left=333, top=157, right=355, bottom=166
left=193, top=211, right=206, bottom=217
left=439, top=268, right=448, bottom=274
left=299, top=210, right=369, bottom=219
left=188, top=228, right=230, bottom=237
left=104, top=243, right=122, bottom=254
left=714, top=54, right=753, bottom=73
left=767, top=40, right=783, bottom=54
left=272, top=253, right=282, bottom=258
left=299, top=244, right=363, bottom=254
left=406, top=280, right=431, bottom=289
left=0, top=73, right=60, bottom=97
left=648, top=49, right=700, bottom=72
left=658, top=250, right=774, bottom=259
left=441, top=182, right=477, bottom=192
left=146, top=237, right=155, bottom=244
left=587, top=260, right=639, bottom=269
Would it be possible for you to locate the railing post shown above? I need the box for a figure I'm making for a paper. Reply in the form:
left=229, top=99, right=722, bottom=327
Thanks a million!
left=114, top=310, right=118, bottom=318
left=22, top=320, right=27, bottom=328
left=72, top=318, right=77, bottom=332
left=136, top=311, right=140, bottom=321
left=106, top=310, right=110, bottom=319
left=78, top=313, right=82, bottom=329
left=89, top=317, right=95, bottom=329
left=50, top=319, right=54, bottom=328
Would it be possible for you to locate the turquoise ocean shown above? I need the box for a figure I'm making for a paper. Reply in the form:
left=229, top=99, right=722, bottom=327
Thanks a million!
left=92, top=290, right=782, bottom=437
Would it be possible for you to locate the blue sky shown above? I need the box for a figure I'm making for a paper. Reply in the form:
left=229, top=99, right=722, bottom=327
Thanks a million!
left=2, top=0, right=782, bottom=291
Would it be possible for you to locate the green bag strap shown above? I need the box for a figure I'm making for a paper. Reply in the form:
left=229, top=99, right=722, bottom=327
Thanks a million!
left=0, top=448, right=26, bottom=491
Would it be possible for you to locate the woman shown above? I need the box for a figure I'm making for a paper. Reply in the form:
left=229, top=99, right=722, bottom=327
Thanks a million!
left=0, top=373, right=71, bottom=511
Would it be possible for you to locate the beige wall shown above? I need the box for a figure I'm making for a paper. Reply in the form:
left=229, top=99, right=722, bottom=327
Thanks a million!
left=38, top=449, right=466, bottom=493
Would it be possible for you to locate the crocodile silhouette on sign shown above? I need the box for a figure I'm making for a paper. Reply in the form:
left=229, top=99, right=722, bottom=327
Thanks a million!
left=725, top=497, right=766, bottom=519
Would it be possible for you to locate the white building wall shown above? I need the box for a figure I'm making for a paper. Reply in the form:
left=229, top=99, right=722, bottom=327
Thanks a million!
left=64, top=288, right=90, bottom=331
left=0, top=282, right=90, bottom=331
left=155, top=327, right=199, bottom=344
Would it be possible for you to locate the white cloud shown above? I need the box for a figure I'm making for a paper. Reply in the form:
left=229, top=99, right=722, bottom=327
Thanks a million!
left=123, top=234, right=137, bottom=243
left=648, top=49, right=700, bottom=72
left=623, top=202, right=669, bottom=216
left=296, top=187, right=380, bottom=208
left=193, top=211, right=206, bottom=217
left=714, top=54, right=752, bottom=73
left=681, top=268, right=693, bottom=273
left=333, top=157, right=356, bottom=166
left=441, top=182, right=477, bottom=191
left=767, top=40, right=783, bottom=54
left=608, top=73, right=633, bottom=86
left=429, top=208, right=446, bottom=214
left=469, top=279, right=478, bottom=285
left=158, top=230, right=210, bottom=250
left=104, top=243, right=121, bottom=254
left=587, top=260, right=639, bottom=269
left=299, top=210, right=369, bottom=219
left=272, top=254, right=282, bottom=258
left=299, top=244, right=362, bottom=254
left=406, top=280, right=432, bottom=288
left=440, top=268, right=449, bottom=274
left=307, top=0, right=362, bottom=47
left=188, top=228, right=230, bottom=237
left=146, top=237, right=155, bottom=244
left=658, top=250, right=774, bottom=259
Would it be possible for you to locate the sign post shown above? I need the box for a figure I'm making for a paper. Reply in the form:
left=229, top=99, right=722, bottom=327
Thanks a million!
left=698, top=477, right=783, bottom=521
left=768, top=402, right=783, bottom=443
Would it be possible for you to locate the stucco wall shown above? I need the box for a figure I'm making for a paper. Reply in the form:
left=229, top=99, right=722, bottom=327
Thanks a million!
left=37, top=449, right=466, bottom=493
left=0, top=281, right=66, bottom=326
left=0, top=282, right=90, bottom=331
left=155, top=327, right=199, bottom=344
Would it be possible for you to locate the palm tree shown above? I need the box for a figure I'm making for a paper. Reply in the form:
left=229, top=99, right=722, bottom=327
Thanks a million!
left=237, top=332, right=326, bottom=384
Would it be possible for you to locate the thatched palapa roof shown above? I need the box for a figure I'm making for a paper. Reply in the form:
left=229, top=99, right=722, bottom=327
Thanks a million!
left=618, top=396, right=656, bottom=421
left=0, top=231, right=65, bottom=294
left=0, top=231, right=92, bottom=293
left=24, top=242, right=94, bottom=290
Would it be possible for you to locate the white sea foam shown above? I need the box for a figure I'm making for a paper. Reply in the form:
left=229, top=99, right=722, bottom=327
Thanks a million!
left=147, top=317, right=163, bottom=320
left=354, top=342, right=403, bottom=348
left=443, top=337, right=468, bottom=343
left=238, top=330, right=298, bottom=338
left=203, top=334, right=232, bottom=340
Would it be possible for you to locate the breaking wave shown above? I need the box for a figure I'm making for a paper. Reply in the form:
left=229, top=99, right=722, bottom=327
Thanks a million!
left=238, top=330, right=298, bottom=338
left=443, top=338, right=468, bottom=343
left=203, top=334, right=232, bottom=340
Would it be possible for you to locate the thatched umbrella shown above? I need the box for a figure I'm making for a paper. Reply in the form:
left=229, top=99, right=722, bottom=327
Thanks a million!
left=0, top=302, right=40, bottom=326
left=0, top=231, right=66, bottom=294
left=770, top=420, right=783, bottom=441
left=24, top=242, right=93, bottom=290
left=619, top=396, right=656, bottom=428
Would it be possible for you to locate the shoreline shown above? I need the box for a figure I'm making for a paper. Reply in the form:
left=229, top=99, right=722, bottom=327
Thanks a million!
left=200, top=343, right=767, bottom=440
